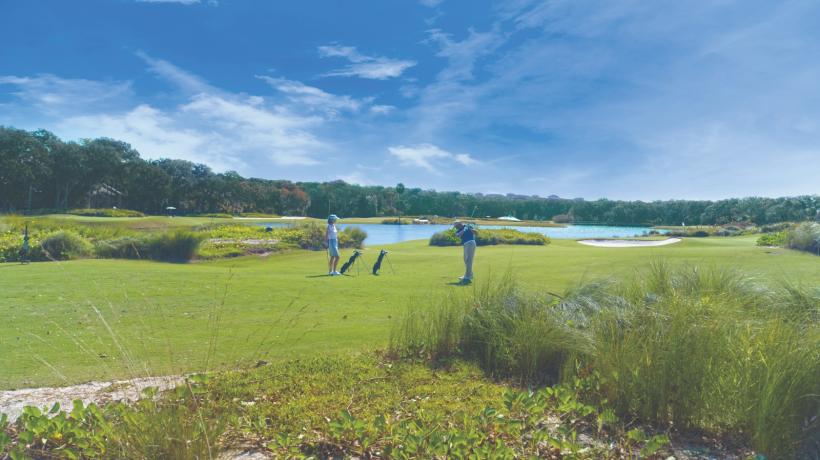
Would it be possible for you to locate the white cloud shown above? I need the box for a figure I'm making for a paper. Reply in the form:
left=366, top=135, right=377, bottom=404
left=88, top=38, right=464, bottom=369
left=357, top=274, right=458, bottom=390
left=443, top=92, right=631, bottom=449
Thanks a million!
left=136, top=51, right=214, bottom=94
left=2, top=57, right=332, bottom=170
left=180, top=93, right=323, bottom=166
left=0, top=74, right=132, bottom=115
left=454, top=153, right=477, bottom=165
left=420, top=0, right=444, bottom=7
left=337, top=171, right=376, bottom=185
left=318, top=44, right=416, bottom=80
left=427, top=27, right=504, bottom=81
left=256, top=75, right=364, bottom=116
left=388, top=143, right=476, bottom=172
left=370, top=104, right=396, bottom=115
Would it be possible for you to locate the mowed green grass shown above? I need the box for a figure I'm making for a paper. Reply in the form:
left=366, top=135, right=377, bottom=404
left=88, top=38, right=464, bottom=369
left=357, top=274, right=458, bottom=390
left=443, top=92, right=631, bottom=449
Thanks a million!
left=0, top=236, right=817, bottom=389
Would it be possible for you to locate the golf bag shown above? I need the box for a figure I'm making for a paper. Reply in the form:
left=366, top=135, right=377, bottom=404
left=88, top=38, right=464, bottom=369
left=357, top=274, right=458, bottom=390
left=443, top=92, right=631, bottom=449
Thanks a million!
left=339, top=250, right=361, bottom=274
left=372, top=250, right=387, bottom=275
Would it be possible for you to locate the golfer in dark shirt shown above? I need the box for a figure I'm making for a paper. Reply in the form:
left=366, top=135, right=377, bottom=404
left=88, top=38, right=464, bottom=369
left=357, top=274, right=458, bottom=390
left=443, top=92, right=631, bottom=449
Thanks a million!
left=453, top=221, right=476, bottom=284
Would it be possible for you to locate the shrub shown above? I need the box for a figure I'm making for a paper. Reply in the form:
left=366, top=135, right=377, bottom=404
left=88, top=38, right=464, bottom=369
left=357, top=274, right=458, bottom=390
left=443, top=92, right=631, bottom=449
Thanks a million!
left=68, top=208, right=145, bottom=218
left=429, top=229, right=461, bottom=246
left=760, top=222, right=792, bottom=233
left=786, top=222, right=820, bottom=255
left=144, top=230, right=202, bottom=262
left=429, top=228, right=549, bottom=246
left=339, top=226, right=367, bottom=248
left=381, top=218, right=410, bottom=225
left=39, top=231, right=93, bottom=260
left=552, top=214, right=572, bottom=223
left=276, top=224, right=367, bottom=250
left=756, top=231, right=787, bottom=247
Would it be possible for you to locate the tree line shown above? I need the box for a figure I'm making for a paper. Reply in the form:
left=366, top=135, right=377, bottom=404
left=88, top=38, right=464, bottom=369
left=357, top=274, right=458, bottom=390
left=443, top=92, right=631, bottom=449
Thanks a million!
left=1, top=126, right=817, bottom=225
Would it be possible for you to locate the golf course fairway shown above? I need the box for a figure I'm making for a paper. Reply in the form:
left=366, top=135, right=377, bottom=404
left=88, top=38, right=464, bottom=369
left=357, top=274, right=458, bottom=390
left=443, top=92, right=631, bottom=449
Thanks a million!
left=1, top=236, right=817, bottom=390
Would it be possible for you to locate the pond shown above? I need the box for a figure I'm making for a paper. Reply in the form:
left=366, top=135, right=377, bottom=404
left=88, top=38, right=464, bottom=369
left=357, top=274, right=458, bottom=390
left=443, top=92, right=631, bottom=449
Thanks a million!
left=258, top=222, right=668, bottom=246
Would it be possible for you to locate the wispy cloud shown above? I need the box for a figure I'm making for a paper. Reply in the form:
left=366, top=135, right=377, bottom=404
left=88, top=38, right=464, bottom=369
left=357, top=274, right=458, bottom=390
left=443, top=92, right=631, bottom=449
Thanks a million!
left=370, top=104, right=396, bottom=115
left=0, top=74, right=132, bottom=115
left=136, top=51, right=213, bottom=94
left=419, top=0, right=444, bottom=7
left=388, top=143, right=476, bottom=172
left=318, top=44, right=416, bottom=80
left=2, top=56, right=330, bottom=170
left=256, top=75, right=365, bottom=116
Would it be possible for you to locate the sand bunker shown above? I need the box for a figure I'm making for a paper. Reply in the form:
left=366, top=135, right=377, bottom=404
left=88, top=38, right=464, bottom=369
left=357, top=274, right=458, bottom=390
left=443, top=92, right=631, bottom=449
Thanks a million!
left=578, top=238, right=682, bottom=248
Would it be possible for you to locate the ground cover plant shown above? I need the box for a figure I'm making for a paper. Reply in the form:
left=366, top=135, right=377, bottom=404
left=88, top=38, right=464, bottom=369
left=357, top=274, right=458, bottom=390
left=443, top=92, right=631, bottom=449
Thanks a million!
left=390, top=264, right=820, bottom=458
left=429, top=228, right=550, bottom=246
left=0, top=355, right=733, bottom=459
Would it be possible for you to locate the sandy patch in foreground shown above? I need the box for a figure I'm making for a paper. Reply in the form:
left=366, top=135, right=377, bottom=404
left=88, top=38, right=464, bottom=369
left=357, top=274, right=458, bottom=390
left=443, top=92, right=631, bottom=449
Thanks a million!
left=0, top=376, right=183, bottom=422
left=578, top=238, right=682, bottom=247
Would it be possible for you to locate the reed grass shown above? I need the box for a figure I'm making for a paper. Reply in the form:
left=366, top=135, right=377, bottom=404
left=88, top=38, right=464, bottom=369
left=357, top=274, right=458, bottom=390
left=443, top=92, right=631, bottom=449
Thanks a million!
left=391, top=262, right=820, bottom=458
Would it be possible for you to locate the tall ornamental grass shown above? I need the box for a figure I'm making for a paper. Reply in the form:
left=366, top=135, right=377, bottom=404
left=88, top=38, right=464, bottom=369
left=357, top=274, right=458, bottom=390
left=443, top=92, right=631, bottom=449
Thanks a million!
left=390, top=263, right=820, bottom=458
left=787, top=222, right=820, bottom=255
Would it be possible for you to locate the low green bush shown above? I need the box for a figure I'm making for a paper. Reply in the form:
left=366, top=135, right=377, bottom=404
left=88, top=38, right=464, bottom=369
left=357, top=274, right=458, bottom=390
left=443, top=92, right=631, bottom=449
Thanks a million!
left=275, top=224, right=366, bottom=250
left=39, top=231, right=93, bottom=260
left=68, top=208, right=145, bottom=218
left=381, top=218, right=410, bottom=225
left=339, top=226, right=367, bottom=248
left=757, top=231, right=787, bottom=247
left=429, top=228, right=550, bottom=246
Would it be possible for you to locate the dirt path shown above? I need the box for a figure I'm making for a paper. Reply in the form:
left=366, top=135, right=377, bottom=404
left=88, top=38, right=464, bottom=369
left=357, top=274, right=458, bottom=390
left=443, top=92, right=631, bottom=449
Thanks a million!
left=0, top=375, right=183, bottom=422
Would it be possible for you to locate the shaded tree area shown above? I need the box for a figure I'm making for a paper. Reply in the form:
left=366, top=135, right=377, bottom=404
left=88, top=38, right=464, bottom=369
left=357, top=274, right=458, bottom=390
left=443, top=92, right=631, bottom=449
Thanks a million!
left=1, top=126, right=817, bottom=224
left=0, top=127, right=308, bottom=215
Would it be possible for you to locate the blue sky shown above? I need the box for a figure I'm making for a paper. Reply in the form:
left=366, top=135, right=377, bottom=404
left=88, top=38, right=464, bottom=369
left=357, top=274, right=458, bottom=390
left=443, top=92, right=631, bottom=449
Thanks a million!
left=1, top=0, right=818, bottom=200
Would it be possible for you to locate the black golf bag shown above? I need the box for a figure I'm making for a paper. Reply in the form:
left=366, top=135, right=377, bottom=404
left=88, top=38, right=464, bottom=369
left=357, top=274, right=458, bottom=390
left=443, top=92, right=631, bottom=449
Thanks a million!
left=372, top=250, right=387, bottom=275
left=339, top=250, right=361, bottom=274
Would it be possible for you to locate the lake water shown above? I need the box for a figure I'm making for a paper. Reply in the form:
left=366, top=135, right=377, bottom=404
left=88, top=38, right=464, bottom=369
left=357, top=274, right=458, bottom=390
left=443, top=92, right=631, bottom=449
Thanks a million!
left=258, top=222, right=667, bottom=246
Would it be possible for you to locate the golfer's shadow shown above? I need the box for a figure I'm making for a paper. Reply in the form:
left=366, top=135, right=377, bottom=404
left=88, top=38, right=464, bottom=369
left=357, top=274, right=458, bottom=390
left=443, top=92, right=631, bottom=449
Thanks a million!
left=445, top=281, right=472, bottom=286
left=305, top=274, right=354, bottom=278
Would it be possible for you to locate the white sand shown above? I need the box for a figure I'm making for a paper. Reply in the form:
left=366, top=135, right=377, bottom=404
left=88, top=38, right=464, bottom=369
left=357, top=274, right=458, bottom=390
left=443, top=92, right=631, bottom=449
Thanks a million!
left=577, top=238, right=682, bottom=247
left=0, top=376, right=182, bottom=422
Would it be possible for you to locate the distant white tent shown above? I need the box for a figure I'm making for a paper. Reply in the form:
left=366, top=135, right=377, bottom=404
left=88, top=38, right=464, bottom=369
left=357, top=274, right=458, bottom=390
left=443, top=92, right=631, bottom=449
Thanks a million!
left=498, top=215, right=521, bottom=222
